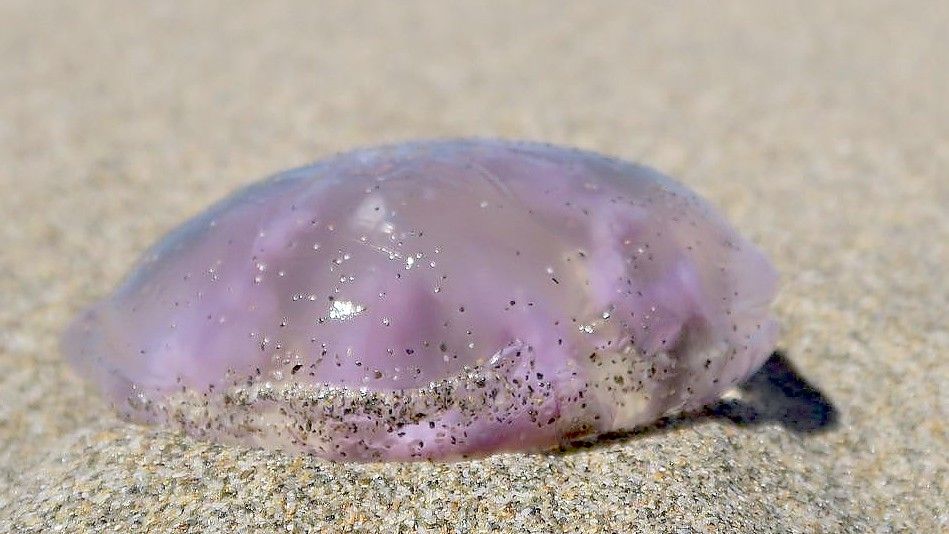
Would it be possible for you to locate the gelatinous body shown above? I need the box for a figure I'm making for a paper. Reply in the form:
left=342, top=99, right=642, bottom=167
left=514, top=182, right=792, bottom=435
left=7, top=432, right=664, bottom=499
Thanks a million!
left=64, top=139, right=778, bottom=461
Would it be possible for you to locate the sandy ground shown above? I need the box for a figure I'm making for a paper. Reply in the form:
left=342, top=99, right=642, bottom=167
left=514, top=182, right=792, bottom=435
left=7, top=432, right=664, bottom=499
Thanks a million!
left=1, top=1, right=946, bottom=532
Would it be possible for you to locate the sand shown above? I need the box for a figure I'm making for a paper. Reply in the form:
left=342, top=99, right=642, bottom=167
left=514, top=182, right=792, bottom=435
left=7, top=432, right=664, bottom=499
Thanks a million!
left=1, top=1, right=945, bottom=532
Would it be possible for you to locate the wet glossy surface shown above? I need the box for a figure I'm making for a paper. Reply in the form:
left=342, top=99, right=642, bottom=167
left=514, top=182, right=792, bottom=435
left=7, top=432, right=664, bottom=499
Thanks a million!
left=64, top=139, right=778, bottom=461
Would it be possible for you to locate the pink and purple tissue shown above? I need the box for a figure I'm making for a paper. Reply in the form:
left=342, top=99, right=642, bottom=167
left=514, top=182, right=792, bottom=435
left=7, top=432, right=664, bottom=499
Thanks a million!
left=64, top=139, right=779, bottom=461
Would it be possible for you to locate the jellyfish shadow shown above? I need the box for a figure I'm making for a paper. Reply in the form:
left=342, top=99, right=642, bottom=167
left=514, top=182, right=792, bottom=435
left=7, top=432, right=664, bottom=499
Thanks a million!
left=703, top=351, right=839, bottom=432
left=562, top=351, right=839, bottom=452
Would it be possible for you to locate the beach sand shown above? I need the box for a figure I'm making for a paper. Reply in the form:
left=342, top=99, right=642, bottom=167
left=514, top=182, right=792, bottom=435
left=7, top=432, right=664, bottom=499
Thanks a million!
left=1, top=1, right=945, bottom=531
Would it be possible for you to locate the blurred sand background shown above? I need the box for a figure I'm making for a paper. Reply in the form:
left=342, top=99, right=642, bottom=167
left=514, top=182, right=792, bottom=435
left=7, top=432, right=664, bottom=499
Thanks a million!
left=0, top=1, right=946, bottom=532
